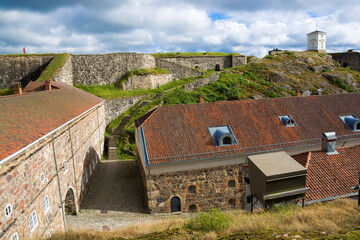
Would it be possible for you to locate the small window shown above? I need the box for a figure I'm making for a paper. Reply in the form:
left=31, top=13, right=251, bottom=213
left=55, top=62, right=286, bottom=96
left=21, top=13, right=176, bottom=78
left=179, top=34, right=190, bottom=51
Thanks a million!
left=188, top=185, right=196, bottom=194
left=5, top=204, right=12, bottom=218
left=40, top=173, right=45, bottom=182
left=228, top=180, right=236, bottom=188
left=340, top=115, right=360, bottom=131
left=43, top=196, right=50, bottom=213
left=29, top=210, right=38, bottom=232
left=228, top=198, right=236, bottom=208
left=78, top=154, right=82, bottom=165
left=9, top=233, right=19, bottom=240
left=189, top=204, right=197, bottom=213
left=279, top=115, right=297, bottom=127
left=63, top=161, right=68, bottom=173
left=85, top=171, right=88, bottom=183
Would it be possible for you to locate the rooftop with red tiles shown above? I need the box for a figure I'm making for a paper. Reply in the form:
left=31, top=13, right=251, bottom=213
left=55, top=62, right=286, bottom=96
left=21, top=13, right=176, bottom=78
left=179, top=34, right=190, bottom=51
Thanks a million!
left=292, top=145, right=360, bottom=202
left=138, top=92, right=360, bottom=165
left=0, top=82, right=104, bottom=161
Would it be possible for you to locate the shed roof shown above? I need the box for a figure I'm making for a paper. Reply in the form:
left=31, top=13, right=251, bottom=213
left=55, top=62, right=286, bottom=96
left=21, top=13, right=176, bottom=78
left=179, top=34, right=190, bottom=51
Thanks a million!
left=307, top=30, right=326, bottom=35
left=248, top=152, right=306, bottom=179
left=138, top=93, right=360, bottom=165
left=0, top=82, right=104, bottom=161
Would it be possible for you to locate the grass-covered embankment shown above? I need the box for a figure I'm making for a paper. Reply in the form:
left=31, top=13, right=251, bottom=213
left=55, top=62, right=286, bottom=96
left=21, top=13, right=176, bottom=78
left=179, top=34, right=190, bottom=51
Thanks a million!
left=49, top=199, right=360, bottom=240
left=36, top=53, right=69, bottom=82
left=152, top=52, right=243, bottom=58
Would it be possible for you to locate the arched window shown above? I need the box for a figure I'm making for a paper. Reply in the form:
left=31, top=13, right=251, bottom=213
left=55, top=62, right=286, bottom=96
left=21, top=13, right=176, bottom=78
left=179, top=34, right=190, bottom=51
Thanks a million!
left=228, top=198, right=236, bottom=207
left=223, top=136, right=232, bottom=145
left=188, top=185, right=196, bottom=194
left=228, top=180, right=236, bottom=188
left=189, top=204, right=197, bottom=213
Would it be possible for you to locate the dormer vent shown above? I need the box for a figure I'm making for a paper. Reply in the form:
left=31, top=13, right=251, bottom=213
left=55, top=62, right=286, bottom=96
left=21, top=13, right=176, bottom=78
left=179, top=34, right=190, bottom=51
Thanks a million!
left=208, top=125, right=237, bottom=147
left=340, top=115, right=360, bottom=131
left=322, top=132, right=338, bottom=155
left=279, top=115, right=297, bottom=127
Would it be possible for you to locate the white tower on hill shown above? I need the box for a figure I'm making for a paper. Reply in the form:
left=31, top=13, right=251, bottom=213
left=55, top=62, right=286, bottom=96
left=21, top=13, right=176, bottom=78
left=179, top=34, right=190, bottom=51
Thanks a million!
left=307, top=30, right=326, bottom=53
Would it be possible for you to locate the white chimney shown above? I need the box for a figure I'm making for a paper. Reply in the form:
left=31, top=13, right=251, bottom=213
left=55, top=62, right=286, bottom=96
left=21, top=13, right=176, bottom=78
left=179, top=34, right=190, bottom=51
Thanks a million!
left=322, top=132, right=338, bottom=155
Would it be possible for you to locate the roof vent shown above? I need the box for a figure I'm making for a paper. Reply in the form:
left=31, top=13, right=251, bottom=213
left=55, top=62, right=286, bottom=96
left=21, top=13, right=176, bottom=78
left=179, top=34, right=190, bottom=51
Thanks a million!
left=340, top=115, right=360, bottom=131
left=279, top=115, right=297, bottom=127
left=322, top=132, right=338, bottom=155
left=208, top=125, right=237, bottom=147
left=13, top=82, right=22, bottom=95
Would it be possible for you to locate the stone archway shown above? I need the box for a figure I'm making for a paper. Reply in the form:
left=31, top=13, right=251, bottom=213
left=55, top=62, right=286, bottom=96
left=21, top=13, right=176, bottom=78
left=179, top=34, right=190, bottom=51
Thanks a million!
left=215, top=64, right=221, bottom=71
left=65, top=188, right=77, bottom=215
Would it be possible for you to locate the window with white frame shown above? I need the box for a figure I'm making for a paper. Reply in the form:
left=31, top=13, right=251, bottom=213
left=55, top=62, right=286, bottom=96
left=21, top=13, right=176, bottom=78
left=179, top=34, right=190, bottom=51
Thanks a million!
left=5, top=204, right=12, bottom=218
left=9, top=232, right=19, bottom=240
left=78, top=154, right=81, bottom=165
left=43, top=195, right=50, bottom=213
left=29, top=210, right=38, bottom=232
left=63, top=160, right=68, bottom=173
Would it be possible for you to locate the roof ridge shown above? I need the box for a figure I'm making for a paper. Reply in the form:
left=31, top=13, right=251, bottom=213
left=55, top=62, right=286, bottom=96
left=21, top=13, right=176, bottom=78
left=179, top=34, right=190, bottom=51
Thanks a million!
left=305, top=152, right=311, bottom=169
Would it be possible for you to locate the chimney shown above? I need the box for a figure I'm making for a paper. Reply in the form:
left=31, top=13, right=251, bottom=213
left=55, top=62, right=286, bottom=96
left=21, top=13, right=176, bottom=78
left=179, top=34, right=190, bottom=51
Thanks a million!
left=296, top=90, right=301, bottom=97
left=45, top=80, right=51, bottom=91
left=199, top=94, right=204, bottom=104
left=322, top=132, right=338, bottom=155
left=13, top=82, right=22, bottom=95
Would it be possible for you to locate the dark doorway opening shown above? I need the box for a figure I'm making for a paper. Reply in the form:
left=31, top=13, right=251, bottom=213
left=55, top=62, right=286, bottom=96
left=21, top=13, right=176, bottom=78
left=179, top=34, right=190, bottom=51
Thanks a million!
left=65, top=188, right=77, bottom=215
left=170, top=196, right=181, bottom=212
left=343, top=62, right=349, bottom=67
left=215, top=64, right=221, bottom=71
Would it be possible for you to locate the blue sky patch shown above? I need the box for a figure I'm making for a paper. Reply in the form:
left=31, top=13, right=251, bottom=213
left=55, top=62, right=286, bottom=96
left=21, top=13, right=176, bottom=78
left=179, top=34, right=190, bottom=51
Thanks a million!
left=209, top=12, right=229, bottom=21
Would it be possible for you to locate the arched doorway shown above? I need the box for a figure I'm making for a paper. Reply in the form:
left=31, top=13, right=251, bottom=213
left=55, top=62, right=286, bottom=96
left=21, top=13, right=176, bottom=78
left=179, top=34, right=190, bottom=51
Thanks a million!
left=65, top=188, right=77, bottom=215
left=170, top=196, right=181, bottom=212
left=215, top=64, right=221, bottom=71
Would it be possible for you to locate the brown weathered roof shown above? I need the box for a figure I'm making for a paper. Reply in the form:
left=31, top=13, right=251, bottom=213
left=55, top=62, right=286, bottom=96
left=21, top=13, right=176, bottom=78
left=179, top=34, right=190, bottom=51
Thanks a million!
left=292, top=145, right=360, bottom=202
left=0, top=82, right=104, bottom=161
left=139, top=93, right=360, bottom=165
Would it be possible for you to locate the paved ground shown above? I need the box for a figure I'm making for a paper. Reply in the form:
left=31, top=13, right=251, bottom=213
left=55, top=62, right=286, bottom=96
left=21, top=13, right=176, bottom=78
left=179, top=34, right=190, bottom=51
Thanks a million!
left=66, top=159, right=153, bottom=231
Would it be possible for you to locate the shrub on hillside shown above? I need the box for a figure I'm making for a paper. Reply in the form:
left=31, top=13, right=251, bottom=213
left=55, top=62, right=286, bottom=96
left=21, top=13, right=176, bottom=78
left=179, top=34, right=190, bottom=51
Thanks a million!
left=184, top=208, right=234, bottom=232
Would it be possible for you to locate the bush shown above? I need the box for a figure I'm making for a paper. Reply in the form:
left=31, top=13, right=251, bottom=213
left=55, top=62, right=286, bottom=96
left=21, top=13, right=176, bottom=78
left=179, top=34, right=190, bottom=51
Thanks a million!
left=264, top=55, right=275, bottom=60
left=184, top=208, right=234, bottom=232
left=284, top=50, right=295, bottom=56
left=328, top=77, right=353, bottom=92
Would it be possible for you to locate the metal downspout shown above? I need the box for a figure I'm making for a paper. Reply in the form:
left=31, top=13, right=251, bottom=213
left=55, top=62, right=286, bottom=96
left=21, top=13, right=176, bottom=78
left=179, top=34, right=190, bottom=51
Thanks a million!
left=52, top=134, right=67, bottom=232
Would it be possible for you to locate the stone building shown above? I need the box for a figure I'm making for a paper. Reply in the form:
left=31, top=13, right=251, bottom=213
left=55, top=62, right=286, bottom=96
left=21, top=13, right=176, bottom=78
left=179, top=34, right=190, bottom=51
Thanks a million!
left=135, top=93, right=360, bottom=213
left=0, top=81, right=105, bottom=239
left=307, top=30, right=326, bottom=53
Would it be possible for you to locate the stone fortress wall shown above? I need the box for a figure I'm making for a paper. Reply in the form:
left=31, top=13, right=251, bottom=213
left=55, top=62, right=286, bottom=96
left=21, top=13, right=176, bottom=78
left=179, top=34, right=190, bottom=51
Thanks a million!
left=0, top=103, right=106, bottom=239
left=330, top=52, right=360, bottom=72
left=0, top=55, right=54, bottom=89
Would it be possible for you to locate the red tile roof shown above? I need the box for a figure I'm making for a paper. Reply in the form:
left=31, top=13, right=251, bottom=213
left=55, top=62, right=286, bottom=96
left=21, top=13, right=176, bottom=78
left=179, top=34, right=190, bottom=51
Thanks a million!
left=292, top=145, right=360, bottom=202
left=138, top=93, right=360, bottom=165
left=0, top=82, right=104, bottom=161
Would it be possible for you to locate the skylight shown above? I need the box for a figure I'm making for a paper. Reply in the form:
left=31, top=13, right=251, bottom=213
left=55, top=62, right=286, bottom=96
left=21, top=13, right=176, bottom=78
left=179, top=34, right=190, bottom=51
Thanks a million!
left=278, top=115, right=297, bottom=127
left=208, top=125, right=237, bottom=147
left=339, top=115, right=360, bottom=131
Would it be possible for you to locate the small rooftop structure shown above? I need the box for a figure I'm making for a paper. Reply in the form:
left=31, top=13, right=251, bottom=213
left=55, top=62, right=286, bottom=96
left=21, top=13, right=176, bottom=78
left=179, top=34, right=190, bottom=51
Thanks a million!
left=248, top=152, right=308, bottom=206
left=307, top=30, right=326, bottom=53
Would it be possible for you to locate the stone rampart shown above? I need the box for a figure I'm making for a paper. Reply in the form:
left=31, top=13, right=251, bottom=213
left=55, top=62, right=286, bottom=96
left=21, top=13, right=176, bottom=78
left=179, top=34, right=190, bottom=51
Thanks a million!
left=183, top=73, right=220, bottom=92
left=72, top=53, right=156, bottom=85
left=146, top=164, right=245, bottom=213
left=330, top=52, right=360, bottom=72
left=0, top=55, right=54, bottom=89
left=155, top=59, right=203, bottom=80
left=158, top=55, right=246, bottom=71
left=105, top=96, right=144, bottom=125
left=53, top=55, right=73, bottom=85
left=122, top=73, right=173, bottom=90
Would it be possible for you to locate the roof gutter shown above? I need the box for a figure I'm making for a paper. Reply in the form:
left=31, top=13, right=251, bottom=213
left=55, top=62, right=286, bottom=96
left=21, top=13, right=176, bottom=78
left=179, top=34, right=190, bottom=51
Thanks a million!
left=303, top=192, right=358, bottom=205
left=0, top=100, right=105, bottom=166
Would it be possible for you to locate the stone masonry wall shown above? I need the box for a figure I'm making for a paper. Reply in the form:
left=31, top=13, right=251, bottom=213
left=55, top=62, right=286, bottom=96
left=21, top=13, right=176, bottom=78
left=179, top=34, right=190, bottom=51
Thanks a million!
left=105, top=96, right=144, bottom=125
left=72, top=53, right=156, bottom=85
left=0, top=103, right=105, bottom=239
left=0, top=55, right=54, bottom=89
left=53, top=55, right=73, bottom=85
left=331, top=52, right=360, bottom=72
left=122, top=73, right=173, bottom=90
left=146, top=164, right=245, bottom=213
left=183, top=73, right=220, bottom=92
left=155, top=59, right=203, bottom=80
left=158, top=56, right=246, bottom=71
left=232, top=55, right=247, bottom=67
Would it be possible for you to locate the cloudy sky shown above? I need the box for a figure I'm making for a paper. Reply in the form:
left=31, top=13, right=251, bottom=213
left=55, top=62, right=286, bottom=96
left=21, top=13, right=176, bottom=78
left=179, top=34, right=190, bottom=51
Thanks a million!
left=1, top=0, right=360, bottom=57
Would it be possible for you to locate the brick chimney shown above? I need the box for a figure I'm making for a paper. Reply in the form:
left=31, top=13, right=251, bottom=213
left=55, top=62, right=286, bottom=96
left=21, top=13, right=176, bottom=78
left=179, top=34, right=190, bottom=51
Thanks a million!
left=296, top=90, right=301, bottom=97
left=13, top=82, right=22, bottom=95
left=45, top=80, right=51, bottom=91
left=199, top=94, right=204, bottom=104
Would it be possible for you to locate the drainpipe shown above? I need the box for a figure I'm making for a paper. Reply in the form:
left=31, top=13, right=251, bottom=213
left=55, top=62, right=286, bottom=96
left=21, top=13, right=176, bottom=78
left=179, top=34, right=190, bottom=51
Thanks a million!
left=52, top=134, right=67, bottom=232
left=148, top=168, right=153, bottom=213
